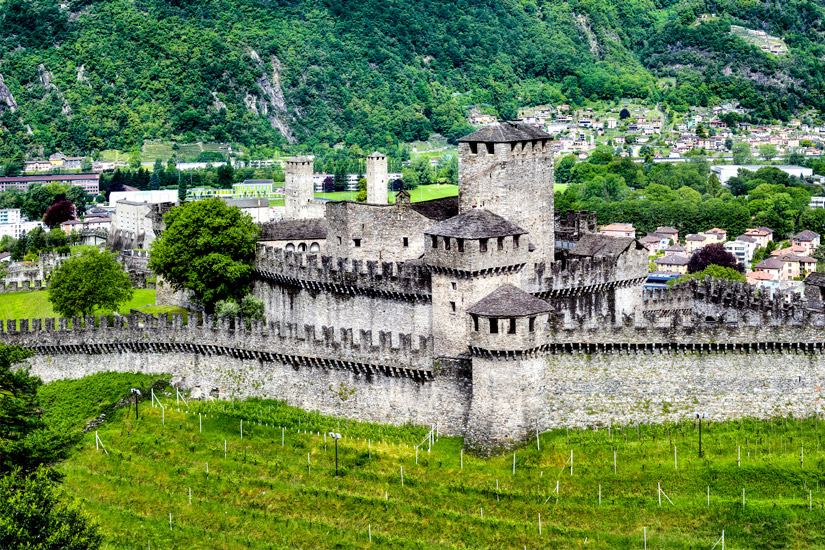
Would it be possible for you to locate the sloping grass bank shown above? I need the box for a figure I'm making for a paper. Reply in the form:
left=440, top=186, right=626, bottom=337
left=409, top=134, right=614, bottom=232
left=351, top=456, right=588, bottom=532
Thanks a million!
left=45, top=376, right=825, bottom=549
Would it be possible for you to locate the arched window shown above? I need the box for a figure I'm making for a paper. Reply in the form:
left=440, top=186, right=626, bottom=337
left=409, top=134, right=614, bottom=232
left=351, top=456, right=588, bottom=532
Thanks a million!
left=297, top=243, right=307, bottom=252
left=309, top=242, right=321, bottom=253
left=285, top=243, right=295, bottom=252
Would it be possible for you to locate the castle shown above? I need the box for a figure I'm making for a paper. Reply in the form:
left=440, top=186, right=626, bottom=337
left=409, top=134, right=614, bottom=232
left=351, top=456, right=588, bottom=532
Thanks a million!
left=6, top=121, right=825, bottom=452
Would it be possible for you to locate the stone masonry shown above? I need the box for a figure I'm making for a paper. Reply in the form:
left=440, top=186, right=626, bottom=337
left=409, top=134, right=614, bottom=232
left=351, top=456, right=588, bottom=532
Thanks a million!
left=6, top=121, right=825, bottom=453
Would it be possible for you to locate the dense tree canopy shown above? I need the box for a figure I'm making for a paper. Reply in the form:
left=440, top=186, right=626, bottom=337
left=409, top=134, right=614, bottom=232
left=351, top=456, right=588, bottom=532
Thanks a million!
left=2, top=0, right=825, bottom=160
left=149, top=199, right=260, bottom=310
left=687, top=244, right=743, bottom=273
left=0, top=467, right=102, bottom=549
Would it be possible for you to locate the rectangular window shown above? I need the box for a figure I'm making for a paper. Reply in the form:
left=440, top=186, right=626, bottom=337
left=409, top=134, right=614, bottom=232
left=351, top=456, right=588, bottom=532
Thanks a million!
left=497, top=237, right=504, bottom=251
left=403, top=237, right=409, bottom=247
left=444, top=238, right=451, bottom=250
left=472, top=314, right=479, bottom=331
left=480, top=239, right=488, bottom=252
left=490, top=318, right=498, bottom=334
left=469, top=142, right=478, bottom=155
left=353, top=239, right=361, bottom=247
left=457, top=238, right=464, bottom=252
left=431, top=235, right=438, bottom=248
left=508, top=318, right=516, bottom=334
left=529, top=317, right=536, bottom=332
left=485, top=143, right=495, bottom=155
left=451, top=282, right=457, bottom=291
left=513, top=235, right=520, bottom=248
left=450, top=301, right=456, bottom=313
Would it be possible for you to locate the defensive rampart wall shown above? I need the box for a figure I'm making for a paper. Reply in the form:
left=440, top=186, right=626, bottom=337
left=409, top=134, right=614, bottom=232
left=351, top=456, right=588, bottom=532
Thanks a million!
left=6, top=307, right=825, bottom=450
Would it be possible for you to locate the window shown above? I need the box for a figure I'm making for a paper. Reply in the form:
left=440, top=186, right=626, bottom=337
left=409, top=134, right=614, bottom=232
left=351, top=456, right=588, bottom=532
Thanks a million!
left=469, top=142, right=478, bottom=155
left=431, top=235, right=438, bottom=248
left=297, top=243, right=307, bottom=252
left=337, top=236, right=342, bottom=245
left=457, top=238, right=464, bottom=252
left=529, top=317, right=536, bottom=332
left=480, top=239, right=488, bottom=252
left=485, top=142, right=494, bottom=155
left=285, top=243, right=295, bottom=252
left=497, top=237, right=504, bottom=251
left=403, top=237, right=409, bottom=247
left=472, top=314, right=479, bottom=332
left=444, top=238, right=451, bottom=250
left=353, top=239, right=361, bottom=247
left=451, top=282, right=457, bottom=291
left=508, top=318, right=516, bottom=334
left=309, top=242, right=321, bottom=253
left=489, top=318, right=498, bottom=334
left=450, top=301, right=456, bottom=312
left=513, top=235, right=520, bottom=249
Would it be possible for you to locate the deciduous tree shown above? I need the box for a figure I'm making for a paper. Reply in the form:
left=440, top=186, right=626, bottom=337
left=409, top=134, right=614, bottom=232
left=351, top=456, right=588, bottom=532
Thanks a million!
left=687, top=243, right=742, bottom=273
left=47, top=249, right=133, bottom=318
left=149, top=199, right=259, bottom=311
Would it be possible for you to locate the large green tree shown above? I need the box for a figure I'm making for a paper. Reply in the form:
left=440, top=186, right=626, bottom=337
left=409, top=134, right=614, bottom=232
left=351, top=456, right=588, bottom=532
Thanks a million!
left=0, top=345, right=69, bottom=474
left=0, top=467, right=102, bottom=550
left=149, top=198, right=259, bottom=310
left=47, top=249, right=133, bottom=318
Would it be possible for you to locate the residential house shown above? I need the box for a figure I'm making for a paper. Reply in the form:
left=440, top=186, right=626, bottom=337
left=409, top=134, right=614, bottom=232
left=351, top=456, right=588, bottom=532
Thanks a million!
left=771, top=244, right=809, bottom=257
left=754, top=257, right=784, bottom=280
left=792, top=230, right=821, bottom=254
left=654, top=255, right=690, bottom=274
left=685, top=234, right=707, bottom=254
left=654, top=226, right=679, bottom=245
left=663, top=244, right=688, bottom=257
left=639, top=235, right=666, bottom=255
left=743, top=227, right=773, bottom=248
left=724, top=236, right=757, bottom=267
left=747, top=270, right=776, bottom=285
left=599, top=223, right=636, bottom=239
left=702, top=228, right=727, bottom=244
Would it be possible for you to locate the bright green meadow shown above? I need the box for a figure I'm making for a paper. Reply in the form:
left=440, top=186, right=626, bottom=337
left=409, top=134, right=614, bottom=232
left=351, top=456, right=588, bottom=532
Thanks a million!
left=42, top=374, right=825, bottom=549
left=0, top=289, right=158, bottom=321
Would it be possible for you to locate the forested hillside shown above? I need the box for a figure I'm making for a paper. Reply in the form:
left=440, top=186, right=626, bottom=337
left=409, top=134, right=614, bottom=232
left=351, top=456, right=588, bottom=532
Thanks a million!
left=0, top=0, right=824, bottom=158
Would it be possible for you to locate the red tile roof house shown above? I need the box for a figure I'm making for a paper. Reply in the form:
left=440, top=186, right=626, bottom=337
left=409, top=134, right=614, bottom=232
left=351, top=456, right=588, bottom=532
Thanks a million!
left=743, top=227, right=774, bottom=248
left=654, top=226, right=679, bottom=244
left=792, top=230, right=821, bottom=255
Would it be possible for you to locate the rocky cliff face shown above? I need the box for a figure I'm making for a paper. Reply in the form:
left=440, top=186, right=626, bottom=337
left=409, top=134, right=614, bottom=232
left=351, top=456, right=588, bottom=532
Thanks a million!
left=37, top=64, right=73, bottom=119
left=0, top=74, right=18, bottom=112
left=244, top=50, right=295, bottom=144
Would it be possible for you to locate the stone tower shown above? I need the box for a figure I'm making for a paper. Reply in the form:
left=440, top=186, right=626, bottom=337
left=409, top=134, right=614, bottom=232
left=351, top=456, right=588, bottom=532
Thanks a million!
left=424, top=209, right=530, bottom=357
left=366, top=152, right=388, bottom=204
left=457, top=121, right=554, bottom=266
left=284, top=156, right=315, bottom=219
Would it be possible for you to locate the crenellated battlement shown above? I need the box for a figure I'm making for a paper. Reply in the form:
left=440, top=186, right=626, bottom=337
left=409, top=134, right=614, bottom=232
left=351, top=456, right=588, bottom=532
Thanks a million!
left=642, top=277, right=813, bottom=325
left=538, top=254, right=647, bottom=296
left=254, top=244, right=432, bottom=299
left=1, top=313, right=435, bottom=374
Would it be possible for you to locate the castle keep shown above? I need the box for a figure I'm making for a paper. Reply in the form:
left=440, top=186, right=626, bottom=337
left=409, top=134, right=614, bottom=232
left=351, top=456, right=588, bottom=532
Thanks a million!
left=7, top=121, right=825, bottom=451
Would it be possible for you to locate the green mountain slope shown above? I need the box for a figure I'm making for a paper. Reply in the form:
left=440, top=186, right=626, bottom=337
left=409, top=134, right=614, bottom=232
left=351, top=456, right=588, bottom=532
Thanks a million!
left=0, top=0, right=824, bottom=158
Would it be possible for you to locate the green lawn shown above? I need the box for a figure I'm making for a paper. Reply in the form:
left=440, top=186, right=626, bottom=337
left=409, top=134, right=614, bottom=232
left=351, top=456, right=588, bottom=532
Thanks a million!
left=49, top=377, right=825, bottom=549
left=0, top=288, right=157, bottom=321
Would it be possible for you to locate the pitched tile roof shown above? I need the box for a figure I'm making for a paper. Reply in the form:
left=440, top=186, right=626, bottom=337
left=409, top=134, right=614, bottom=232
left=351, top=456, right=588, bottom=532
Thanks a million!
left=425, top=209, right=526, bottom=239
left=259, top=219, right=327, bottom=241
left=568, top=233, right=640, bottom=259
left=793, top=229, right=820, bottom=241
left=655, top=254, right=689, bottom=266
left=458, top=121, right=552, bottom=143
left=467, top=284, right=553, bottom=317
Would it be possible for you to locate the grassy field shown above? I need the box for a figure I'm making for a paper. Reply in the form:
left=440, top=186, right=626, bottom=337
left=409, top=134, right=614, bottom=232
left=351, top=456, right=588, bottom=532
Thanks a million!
left=49, top=374, right=825, bottom=549
left=0, top=289, right=157, bottom=321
